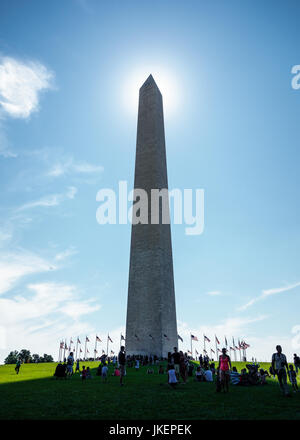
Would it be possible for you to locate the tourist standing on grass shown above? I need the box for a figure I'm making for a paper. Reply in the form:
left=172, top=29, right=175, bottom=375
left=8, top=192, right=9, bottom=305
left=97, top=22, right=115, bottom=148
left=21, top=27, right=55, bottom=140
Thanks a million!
left=293, top=354, right=300, bottom=374
left=75, top=358, right=80, bottom=373
left=15, top=358, right=21, bottom=374
left=288, top=365, right=298, bottom=393
left=67, top=352, right=74, bottom=377
left=171, top=347, right=180, bottom=379
left=271, top=345, right=290, bottom=396
left=101, top=363, right=108, bottom=382
left=179, top=351, right=187, bottom=384
left=118, top=346, right=126, bottom=386
left=218, top=348, right=231, bottom=392
left=81, top=366, right=87, bottom=382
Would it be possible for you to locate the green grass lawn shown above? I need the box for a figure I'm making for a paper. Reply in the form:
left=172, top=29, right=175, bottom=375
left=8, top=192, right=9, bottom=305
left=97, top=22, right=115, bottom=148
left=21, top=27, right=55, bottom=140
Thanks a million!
left=0, top=361, right=299, bottom=420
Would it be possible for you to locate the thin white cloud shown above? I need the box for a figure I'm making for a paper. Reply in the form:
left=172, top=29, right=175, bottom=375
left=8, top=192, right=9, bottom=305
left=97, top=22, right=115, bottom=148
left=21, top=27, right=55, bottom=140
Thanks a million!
left=0, top=122, right=17, bottom=157
left=0, top=251, right=55, bottom=295
left=47, top=159, right=104, bottom=177
left=55, top=247, right=78, bottom=262
left=206, top=290, right=221, bottom=296
left=0, top=282, right=100, bottom=362
left=0, top=56, right=53, bottom=119
left=238, top=281, right=300, bottom=311
left=17, top=186, right=77, bottom=211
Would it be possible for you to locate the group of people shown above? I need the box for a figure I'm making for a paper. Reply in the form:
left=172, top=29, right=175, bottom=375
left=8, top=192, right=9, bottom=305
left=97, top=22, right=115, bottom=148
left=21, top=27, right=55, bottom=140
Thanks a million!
left=54, top=346, right=127, bottom=386
left=51, top=343, right=299, bottom=396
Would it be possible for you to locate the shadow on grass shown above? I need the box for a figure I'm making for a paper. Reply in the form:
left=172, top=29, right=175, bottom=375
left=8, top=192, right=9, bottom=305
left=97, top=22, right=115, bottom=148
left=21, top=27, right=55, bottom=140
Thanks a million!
left=0, top=362, right=299, bottom=420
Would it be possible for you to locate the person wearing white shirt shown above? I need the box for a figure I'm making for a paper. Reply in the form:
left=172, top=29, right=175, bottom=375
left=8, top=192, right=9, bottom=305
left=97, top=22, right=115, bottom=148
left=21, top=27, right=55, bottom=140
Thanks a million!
left=204, top=368, right=213, bottom=382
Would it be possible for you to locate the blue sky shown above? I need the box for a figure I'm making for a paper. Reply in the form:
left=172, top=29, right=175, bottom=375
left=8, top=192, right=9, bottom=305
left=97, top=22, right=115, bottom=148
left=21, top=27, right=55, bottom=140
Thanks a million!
left=0, top=0, right=299, bottom=363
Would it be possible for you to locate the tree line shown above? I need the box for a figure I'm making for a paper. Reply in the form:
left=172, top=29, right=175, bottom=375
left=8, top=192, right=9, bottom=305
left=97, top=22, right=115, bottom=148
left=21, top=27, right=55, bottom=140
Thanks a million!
left=4, top=349, right=54, bottom=364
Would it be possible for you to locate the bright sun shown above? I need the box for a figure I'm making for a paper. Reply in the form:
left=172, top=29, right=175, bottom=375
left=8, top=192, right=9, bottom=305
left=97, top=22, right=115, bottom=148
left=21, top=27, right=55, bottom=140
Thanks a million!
left=122, top=67, right=180, bottom=117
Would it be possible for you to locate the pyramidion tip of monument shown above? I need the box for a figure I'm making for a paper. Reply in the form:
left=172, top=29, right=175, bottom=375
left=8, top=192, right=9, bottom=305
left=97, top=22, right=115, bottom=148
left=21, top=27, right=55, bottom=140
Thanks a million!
left=140, top=74, right=161, bottom=93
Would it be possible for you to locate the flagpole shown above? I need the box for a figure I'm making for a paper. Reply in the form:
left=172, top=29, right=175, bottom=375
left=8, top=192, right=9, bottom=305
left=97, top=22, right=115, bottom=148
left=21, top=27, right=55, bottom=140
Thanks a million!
left=63, top=339, right=66, bottom=361
left=203, top=335, right=206, bottom=356
left=190, top=335, right=193, bottom=359
left=215, top=336, right=218, bottom=362
left=75, top=338, right=78, bottom=361
left=94, top=336, right=97, bottom=361
left=84, top=337, right=87, bottom=360
left=107, top=334, right=109, bottom=356
left=58, top=342, right=61, bottom=362
left=232, top=337, right=237, bottom=362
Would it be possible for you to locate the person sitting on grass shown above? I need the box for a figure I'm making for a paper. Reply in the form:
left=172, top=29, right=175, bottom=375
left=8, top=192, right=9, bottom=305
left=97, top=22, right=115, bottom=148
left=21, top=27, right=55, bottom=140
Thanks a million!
left=158, top=365, right=164, bottom=374
left=240, top=368, right=250, bottom=386
left=230, top=366, right=240, bottom=385
left=167, top=363, right=177, bottom=389
left=288, top=365, right=298, bottom=393
left=81, top=366, right=87, bottom=382
left=102, top=363, right=108, bottom=382
left=204, top=366, right=213, bottom=382
left=54, top=362, right=66, bottom=379
left=195, top=366, right=204, bottom=382
left=135, top=359, right=140, bottom=371
left=258, top=369, right=267, bottom=385
left=113, top=367, right=121, bottom=376
left=147, top=367, right=154, bottom=374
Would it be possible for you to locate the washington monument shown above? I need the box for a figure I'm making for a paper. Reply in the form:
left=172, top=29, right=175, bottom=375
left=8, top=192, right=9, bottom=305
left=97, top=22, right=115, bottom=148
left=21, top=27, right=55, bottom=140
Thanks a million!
left=125, top=74, right=178, bottom=357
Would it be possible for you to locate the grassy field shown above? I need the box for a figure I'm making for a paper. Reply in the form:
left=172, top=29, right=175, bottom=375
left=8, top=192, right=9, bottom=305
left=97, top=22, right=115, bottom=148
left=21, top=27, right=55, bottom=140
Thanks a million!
left=0, top=361, right=299, bottom=420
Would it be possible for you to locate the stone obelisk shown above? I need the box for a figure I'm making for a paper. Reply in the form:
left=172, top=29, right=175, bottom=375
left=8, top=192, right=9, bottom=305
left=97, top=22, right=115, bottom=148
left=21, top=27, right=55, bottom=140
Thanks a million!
left=125, top=75, right=178, bottom=358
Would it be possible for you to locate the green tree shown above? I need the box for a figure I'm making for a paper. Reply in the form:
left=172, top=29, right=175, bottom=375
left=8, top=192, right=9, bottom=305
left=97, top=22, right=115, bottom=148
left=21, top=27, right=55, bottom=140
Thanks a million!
left=32, top=354, right=40, bottom=363
left=4, top=351, right=19, bottom=364
left=43, top=354, right=54, bottom=362
left=18, top=349, right=32, bottom=363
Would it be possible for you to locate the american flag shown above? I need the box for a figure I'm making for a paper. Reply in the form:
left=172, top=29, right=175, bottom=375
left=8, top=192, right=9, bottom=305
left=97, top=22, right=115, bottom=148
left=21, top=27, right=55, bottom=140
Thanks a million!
left=211, top=348, right=215, bottom=353
left=121, top=334, right=125, bottom=341
left=149, top=334, right=154, bottom=339
left=178, top=334, right=183, bottom=342
left=230, top=346, right=235, bottom=351
left=60, top=342, right=64, bottom=349
left=215, top=335, right=220, bottom=344
left=96, top=335, right=102, bottom=342
left=203, top=349, right=207, bottom=354
left=204, top=335, right=210, bottom=342
left=108, top=335, right=113, bottom=343
left=163, top=334, right=169, bottom=340
left=225, top=336, right=228, bottom=346
left=134, top=334, right=139, bottom=341
left=94, top=349, right=97, bottom=353
left=80, top=348, right=82, bottom=352
left=187, top=350, right=192, bottom=354
left=110, top=350, right=114, bottom=354
left=218, top=348, right=222, bottom=353
left=235, top=345, right=240, bottom=350
left=77, top=338, right=81, bottom=344
left=102, top=350, right=105, bottom=354
left=86, top=336, right=90, bottom=342
left=191, top=334, right=198, bottom=341
left=86, top=349, right=89, bottom=353
left=70, top=338, right=73, bottom=344
left=64, top=343, right=68, bottom=349
left=195, top=349, right=199, bottom=355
